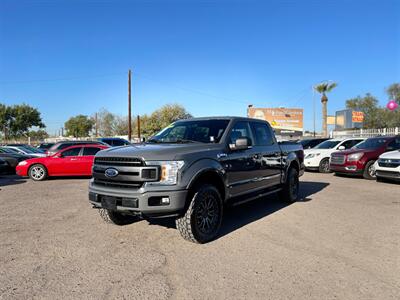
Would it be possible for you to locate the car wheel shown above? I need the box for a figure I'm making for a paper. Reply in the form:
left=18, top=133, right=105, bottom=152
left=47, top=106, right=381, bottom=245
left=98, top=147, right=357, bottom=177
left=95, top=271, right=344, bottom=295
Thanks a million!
left=176, top=184, right=223, bottom=243
left=363, top=160, right=376, bottom=180
left=318, top=158, right=331, bottom=173
left=29, top=164, right=48, bottom=181
left=99, top=209, right=140, bottom=225
left=279, top=167, right=299, bottom=203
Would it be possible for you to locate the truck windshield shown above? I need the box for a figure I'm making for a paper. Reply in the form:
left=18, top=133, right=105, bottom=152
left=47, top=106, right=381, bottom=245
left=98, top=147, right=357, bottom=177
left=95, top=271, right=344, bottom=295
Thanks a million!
left=354, top=138, right=388, bottom=150
left=148, top=119, right=230, bottom=143
left=314, top=140, right=341, bottom=149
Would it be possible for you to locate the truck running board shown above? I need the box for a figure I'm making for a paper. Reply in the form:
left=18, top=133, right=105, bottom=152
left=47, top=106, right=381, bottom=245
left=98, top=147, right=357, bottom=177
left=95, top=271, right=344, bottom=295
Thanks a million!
left=230, top=188, right=282, bottom=207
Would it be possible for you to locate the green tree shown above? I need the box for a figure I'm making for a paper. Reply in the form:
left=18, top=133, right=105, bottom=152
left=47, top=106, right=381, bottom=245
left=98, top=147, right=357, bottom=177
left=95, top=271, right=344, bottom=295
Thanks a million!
left=65, top=115, right=94, bottom=137
left=0, top=103, right=44, bottom=139
left=28, top=129, right=49, bottom=141
left=314, top=82, right=338, bottom=137
left=346, top=93, right=383, bottom=128
left=142, top=104, right=192, bottom=137
left=386, top=83, right=400, bottom=104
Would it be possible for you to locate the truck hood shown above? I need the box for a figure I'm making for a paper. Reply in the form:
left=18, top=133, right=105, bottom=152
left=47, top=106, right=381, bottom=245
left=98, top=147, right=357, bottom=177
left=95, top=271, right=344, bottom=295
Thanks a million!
left=379, top=150, right=400, bottom=159
left=96, top=143, right=223, bottom=161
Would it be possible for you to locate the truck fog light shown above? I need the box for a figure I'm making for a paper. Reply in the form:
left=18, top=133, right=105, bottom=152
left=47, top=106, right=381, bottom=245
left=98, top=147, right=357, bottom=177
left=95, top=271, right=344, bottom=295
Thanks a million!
left=161, top=197, right=170, bottom=205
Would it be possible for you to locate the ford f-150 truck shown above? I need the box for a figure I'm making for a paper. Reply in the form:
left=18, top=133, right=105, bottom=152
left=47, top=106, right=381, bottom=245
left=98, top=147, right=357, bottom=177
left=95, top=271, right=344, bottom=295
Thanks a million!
left=88, top=117, right=304, bottom=243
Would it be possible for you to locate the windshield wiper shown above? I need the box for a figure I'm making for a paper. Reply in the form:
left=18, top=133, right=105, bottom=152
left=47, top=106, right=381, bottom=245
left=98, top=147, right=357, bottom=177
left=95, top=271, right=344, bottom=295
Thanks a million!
left=174, top=139, right=202, bottom=144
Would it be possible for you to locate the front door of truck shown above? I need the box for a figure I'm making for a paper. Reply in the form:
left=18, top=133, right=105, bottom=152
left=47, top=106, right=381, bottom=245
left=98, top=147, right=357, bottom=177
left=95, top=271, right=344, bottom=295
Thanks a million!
left=221, top=121, right=260, bottom=198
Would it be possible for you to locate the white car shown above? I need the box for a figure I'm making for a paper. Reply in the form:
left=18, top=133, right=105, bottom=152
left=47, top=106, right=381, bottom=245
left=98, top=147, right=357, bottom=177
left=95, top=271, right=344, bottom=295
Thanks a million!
left=4, top=146, right=46, bottom=158
left=304, top=138, right=365, bottom=173
left=374, top=150, right=400, bottom=182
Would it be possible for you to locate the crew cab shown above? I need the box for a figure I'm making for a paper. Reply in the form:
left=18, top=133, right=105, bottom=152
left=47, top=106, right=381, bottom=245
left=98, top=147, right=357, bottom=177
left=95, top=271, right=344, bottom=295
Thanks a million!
left=303, top=138, right=365, bottom=173
left=88, top=117, right=304, bottom=243
left=16, top=144, right=109, bottom=181
left=330, top=136, right=400, bottom=179
left=374, top=149, right=400, bottom=182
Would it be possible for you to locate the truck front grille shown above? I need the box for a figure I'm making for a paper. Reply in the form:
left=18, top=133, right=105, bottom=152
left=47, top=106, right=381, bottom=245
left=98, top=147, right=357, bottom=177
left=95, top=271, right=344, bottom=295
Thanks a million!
left=92, top=156, right=159, bottom=189
left=330, top=154, right=345, bottom=165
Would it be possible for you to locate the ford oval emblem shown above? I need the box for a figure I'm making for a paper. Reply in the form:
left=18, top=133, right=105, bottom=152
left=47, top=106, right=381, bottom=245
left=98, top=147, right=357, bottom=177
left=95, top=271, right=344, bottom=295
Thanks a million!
left=105, top=168, right=119, bottom=178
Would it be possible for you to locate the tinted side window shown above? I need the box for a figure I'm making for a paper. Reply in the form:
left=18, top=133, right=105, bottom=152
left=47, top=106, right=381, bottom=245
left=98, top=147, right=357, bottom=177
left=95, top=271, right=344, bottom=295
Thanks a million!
left=250, top=122, right=274, bottom=146
left=341, top=140, right=361, bottom=149
left=229, top=121, right=253, bottom=145
left=62, top=147, right=81, bottom=157
left=83, top=147, right=101, bottom=156
left=112, top=139, right=128, bottom=146
left=387, top=138, right=400, bottom=150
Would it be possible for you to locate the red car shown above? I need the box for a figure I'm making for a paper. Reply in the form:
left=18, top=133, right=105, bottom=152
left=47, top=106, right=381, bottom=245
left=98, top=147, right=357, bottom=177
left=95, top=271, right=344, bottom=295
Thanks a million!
left=16, top=144, right=109, bottom=181
left=330, top=136, right=400, bottom=180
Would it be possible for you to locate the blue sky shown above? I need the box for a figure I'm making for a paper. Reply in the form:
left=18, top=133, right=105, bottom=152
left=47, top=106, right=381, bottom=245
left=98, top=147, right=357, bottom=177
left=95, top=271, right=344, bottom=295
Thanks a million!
left=0, top=0, right=399, bottom=134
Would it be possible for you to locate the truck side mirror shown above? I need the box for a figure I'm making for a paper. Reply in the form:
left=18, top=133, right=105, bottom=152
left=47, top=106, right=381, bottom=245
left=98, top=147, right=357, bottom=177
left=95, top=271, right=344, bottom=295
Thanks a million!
left=230, top=138, right=251, bottom=151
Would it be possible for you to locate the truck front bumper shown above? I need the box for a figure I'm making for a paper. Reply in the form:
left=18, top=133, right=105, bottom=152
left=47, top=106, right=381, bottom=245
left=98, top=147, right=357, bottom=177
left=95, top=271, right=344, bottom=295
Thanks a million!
left=89, top=184, right=188, bottom=217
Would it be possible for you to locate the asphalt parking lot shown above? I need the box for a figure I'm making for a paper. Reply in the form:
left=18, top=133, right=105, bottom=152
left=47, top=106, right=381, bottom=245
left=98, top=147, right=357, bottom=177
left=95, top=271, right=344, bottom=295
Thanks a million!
left=0, top=173, right=399, bottom=299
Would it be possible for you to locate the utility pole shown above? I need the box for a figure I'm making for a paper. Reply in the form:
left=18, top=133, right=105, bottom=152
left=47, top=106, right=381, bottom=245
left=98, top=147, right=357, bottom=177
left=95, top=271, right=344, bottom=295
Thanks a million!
left=128, top=69, right=132, bottom=142
left=137, top=115, right=141, bottom=141
left=312, top=87, right=316, bottom=137
left=95, top=113, right=98, bottom=137
left=61, top=127, right=64, bottom=137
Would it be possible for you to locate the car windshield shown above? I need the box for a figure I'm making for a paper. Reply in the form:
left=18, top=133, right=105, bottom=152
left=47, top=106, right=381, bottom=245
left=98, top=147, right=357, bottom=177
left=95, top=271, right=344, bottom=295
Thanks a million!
left=314, top=140, right=341, bottom=149
left=0, top=147, right=18, bottom=154
left=354, top=138, right=388, bottom=150
left=148, top=119, right=230, bottom=144
left=19, top=146, right=42, bottom=154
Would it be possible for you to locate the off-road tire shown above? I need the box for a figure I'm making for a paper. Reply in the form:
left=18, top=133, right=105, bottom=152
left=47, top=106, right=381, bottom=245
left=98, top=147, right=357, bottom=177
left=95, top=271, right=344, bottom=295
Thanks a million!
left=29, top=164, right=48, bottom=181
left=279, top=167, right=299, bottom=203
left=176, top=184, right=223, bottom=244
left=99, top=209, right=140, bottom=225
left=318, top=158, right=331, bottom=173
left=363, top=160, right=376, bottom=180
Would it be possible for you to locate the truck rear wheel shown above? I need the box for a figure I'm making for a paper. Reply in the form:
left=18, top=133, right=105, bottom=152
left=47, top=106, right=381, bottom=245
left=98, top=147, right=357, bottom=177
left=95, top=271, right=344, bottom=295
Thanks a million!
left=279, top=167, right=299, bottom=203
left=176, top=184, right=223, bottom=243
left=99, top=209, right=140, bottom=225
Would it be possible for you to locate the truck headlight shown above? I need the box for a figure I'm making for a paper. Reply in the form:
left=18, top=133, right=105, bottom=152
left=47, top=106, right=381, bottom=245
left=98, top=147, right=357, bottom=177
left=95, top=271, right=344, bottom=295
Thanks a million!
left=305, top=153, right=320, bottom=159
left=148, top=161, right=185, bottom=185
left=347, top=152, right=364, bottom=161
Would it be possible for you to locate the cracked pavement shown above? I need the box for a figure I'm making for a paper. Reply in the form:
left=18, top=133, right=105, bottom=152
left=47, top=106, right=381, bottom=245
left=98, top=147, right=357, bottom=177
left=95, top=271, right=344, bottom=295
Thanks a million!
left=0, top=172, right=399, bottom=299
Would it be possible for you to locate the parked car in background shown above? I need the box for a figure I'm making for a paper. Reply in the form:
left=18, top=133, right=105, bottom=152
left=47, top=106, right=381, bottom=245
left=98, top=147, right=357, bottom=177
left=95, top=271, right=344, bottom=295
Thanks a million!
left=0, top=157, right=10, bottom=174
left=16, top=144, right=109, bottom=181
left=0, top=147, right=32, bottom=174
left=46, top=140, right=107, bottom=156
left=97, top=137, right=131, bottom=147
left=304, top=138, right=365, bottom=173
left=374, top=150, right=400, bottom=182
left=6, top=143, right=46, bottom=153
left=330, top=136, right=400, bottom=180
left=4, top=145, right=46, bottom=157
left=37, top=143, right=55, bottom=151
left=298, top=138, right=329, bottom=150
left=88, top=116, right=304, bottom=243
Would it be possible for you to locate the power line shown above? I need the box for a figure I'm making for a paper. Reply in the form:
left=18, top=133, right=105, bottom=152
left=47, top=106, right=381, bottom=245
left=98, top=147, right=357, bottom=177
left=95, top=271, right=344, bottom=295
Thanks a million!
left=0, top=72, right=126, bottom=85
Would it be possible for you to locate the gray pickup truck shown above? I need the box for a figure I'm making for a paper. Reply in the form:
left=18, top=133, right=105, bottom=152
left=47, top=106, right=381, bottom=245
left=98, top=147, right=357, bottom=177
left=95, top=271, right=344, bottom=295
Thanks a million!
left=89, top=117, right=304, bottom=243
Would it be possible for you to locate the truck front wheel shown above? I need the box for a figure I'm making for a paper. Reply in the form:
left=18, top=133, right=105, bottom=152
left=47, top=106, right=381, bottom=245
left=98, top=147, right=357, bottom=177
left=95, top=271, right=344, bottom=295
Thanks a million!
left=176, top=184, right=223, bottom=243
left=99, top=209, right=140, bottom=225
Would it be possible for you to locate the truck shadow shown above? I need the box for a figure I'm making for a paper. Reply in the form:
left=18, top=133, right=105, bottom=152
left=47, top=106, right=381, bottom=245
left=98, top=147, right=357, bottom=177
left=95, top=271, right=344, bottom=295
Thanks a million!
left=0, top=175, right=27, bottom=188
left=217, top=181, right=329, bottom=239
left=148, top=181, right=329, bottom=240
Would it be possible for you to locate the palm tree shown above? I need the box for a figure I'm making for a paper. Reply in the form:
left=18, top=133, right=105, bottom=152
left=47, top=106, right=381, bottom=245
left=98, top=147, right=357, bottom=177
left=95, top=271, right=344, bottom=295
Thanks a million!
left=314, top=81, right=338, bottom=137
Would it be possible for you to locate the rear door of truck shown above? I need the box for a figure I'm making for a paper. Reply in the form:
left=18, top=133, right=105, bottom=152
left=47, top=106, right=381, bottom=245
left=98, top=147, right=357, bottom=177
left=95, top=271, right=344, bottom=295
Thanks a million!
left=249, top=121, right=282, bottom=188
